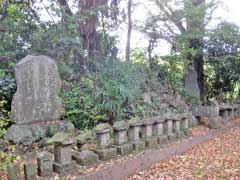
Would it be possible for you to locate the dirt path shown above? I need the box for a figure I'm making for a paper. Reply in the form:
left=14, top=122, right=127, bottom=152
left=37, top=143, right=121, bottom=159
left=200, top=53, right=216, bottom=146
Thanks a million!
left=77, top=120, right=240, bottom=180
left=124, top=127, right=240, bottom=179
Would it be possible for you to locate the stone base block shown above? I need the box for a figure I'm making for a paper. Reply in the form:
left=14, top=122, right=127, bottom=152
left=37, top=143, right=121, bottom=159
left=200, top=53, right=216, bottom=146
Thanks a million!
left=158, top=135, right=168, bottom=146
left=53, top=161, right=77, bottom=175
left=168, top=134, right=177, bottom=142
left=72, top=150, right=99, bottom=166
left=113, top=143, right=133, bottom=156
left=176, top=131, right=185, bottom=138
left=144, top=138, right=158, bottom=149
left=131, top=141, right=145, bottom=152
left=94, top=148, right=117, bottom=161
left=4, top=121, right=74, bottom=144
left=184, top=129, right=192, bottom=136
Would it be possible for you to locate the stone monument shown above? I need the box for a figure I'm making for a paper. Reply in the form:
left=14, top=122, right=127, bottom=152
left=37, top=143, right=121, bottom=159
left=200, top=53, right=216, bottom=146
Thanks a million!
left=4, top=55, right=73, bottom=144
left=184, top=65, right=200, bottom=99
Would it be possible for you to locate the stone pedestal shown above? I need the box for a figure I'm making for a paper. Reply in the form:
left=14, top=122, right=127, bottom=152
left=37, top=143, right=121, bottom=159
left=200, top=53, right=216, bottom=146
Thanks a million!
left=112, top=121, right=133, bottom=155
left=48, top=133, right=77, bottom=175
left=131, top=141, right=146, bottom=152
left=173, top=120, right=184, bottom=138
left=153, top=116, right=168, bottom=146
left=72, top=150, right=99, bottom=166
left=93, top=123, right=117, bottom=161
left=37, top=152, right=53, bottom=177
left=74, top=133, right=99, bottom=166
left=128, top=117, right=145, bottom=152
left=24, top=162, right=37, bottom=180
left=7, top=163, right=21, bottom=180
left=142, top=118, right=158, bottom=149
left=158, top=135, right=168, bottom=147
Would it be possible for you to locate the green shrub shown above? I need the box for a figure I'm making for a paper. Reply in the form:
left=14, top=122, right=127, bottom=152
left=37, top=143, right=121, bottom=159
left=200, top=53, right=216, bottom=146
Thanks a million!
left=0, top=75, right=16, bottom=137
left=62, top=60, right=148, bottom=129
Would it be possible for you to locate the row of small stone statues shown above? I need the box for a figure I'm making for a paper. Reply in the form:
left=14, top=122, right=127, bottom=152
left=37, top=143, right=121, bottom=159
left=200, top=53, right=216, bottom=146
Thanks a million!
left=7, top=114, right=192, bottom=180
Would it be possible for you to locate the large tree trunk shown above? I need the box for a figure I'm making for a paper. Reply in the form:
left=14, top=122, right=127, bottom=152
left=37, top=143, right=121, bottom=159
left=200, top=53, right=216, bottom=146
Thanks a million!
left=185, top=0, right=205, bottom=100
left=125, top=0, right=132, bottom=62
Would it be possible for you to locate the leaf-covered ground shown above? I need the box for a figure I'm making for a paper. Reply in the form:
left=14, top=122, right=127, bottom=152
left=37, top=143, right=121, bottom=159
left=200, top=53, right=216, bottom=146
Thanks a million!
left=125, top=126, right=240, bottom=180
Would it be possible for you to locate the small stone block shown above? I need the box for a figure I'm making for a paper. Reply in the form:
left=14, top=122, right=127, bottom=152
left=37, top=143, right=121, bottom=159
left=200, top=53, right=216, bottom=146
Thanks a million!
left=177, top=131, right=185, bottom=138
left=94, top=148, right=117, bottom=161
left=24, top=162, right=37, bottom=180
left=168, top=134, right=177, bottom=142
left=113, top=143, right=133, bottom=155
left=145, top=138, right=158, bottom=149
left=131, top=141, right=145, bottom=152
left=54, top=145, right=72, bottom=164
left=53, top=161, right=77, bottom=175
left=72, top=150, right=99, bottom=166
left=7, top=163, right=21, bottom=180
left=176, top=131, right=185, bottom=138
left=158, top=135, right=168, bottom=145
left=37, top=153, right=53, bottom=177
left=184, top=129, right=192, bottom=136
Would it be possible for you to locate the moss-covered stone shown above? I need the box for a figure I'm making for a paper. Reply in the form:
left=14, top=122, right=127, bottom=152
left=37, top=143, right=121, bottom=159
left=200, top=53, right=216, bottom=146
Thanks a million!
left=47, top=132, right=74, bottom=146
left=72, top=150, right=99, bottom=166
left=76, top=133, right=93, bottom=145
left=128, top=117, right=143, bottom=126
left=94, top=123, right=111, bottom=134
left=113, top=121, right=129, bottom=131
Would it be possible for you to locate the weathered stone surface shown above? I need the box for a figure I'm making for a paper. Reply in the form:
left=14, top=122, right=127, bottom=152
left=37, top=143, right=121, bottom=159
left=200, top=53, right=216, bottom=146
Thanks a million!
left=96, top=132, right=111, bottom=149
left=4, top=121, right=74, bottom=144
left=53, top=161, right=77, bottom=175
left=173, top=120, right=180, bottom=133
left=94, top=148, right=117, bottom=161
left=141, top=124, right=153, bottom=139
left=145, top=138, right=158, bottom=149
left=131, top=141, right=145, bottom=152
left=128, top=126, right=141, bottom=141
left=142, top=117, right=155, bottom=125
left=176, top=131, right=185, bottom=138
left=24, top=162, right=37, bottom=180
left=153, top=122, right=164, bottom=136
left=48, top=132, right=74, bottom=146
left=113, top=121, right=129, bottom=131
left=94, top=123, right=111, bottom=134
left=73, top=150, right=99, bottom=166
left=184, top=66, right=200, bottom=99
left=76, top=133, right=94, bottom=151
left=158, top=135, right=168, bottom=146
left=166, top=120, right=173, bottom=135
left=54, top=145, right=72, bottom=164
left=11, top=55, right=62, bottom=125
left=113, top=143, right=133, bottom=155
left=152, top=116, right=165, bottom=123
left=128, top=117, right=143, bottom=126
left=76, top=133, right=93, bottom=144
left=114, top=130, right=128, bottom=145
left=168, top=133, right=177, bottom=142
left=192, top=106, right=219, bottom=118
left=4, top=125, right=32, bottom=144
left=7, top=163, right=21, bottom=180
left=37, top=152, right=53, bottom=177
left=209, top=116, right=221, bottom=129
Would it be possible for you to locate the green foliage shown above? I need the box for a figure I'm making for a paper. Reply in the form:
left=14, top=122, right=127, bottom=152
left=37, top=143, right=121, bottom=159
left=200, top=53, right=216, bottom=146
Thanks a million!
left=0, top=75, right=15, bottom=137
left=0, top=146, right=21, bottom=171
left=62, top=60, right=148, bottom=129
left=205, top=22, right=240, bottom=100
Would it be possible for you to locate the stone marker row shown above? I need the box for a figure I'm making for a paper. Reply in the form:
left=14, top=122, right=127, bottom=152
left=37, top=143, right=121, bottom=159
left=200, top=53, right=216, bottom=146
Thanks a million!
left=7, top=114, right=192, bottom=180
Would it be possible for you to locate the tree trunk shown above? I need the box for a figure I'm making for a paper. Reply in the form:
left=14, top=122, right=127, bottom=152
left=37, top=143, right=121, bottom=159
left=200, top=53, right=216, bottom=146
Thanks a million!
left=186, top=0, right=205, bottom=100
left=125, top=0, right=132, bottom=62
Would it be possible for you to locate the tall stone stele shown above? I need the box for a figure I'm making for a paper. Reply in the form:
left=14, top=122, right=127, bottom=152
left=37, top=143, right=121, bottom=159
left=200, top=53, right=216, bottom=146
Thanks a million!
left=4, top=55, right=73, bottom=143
